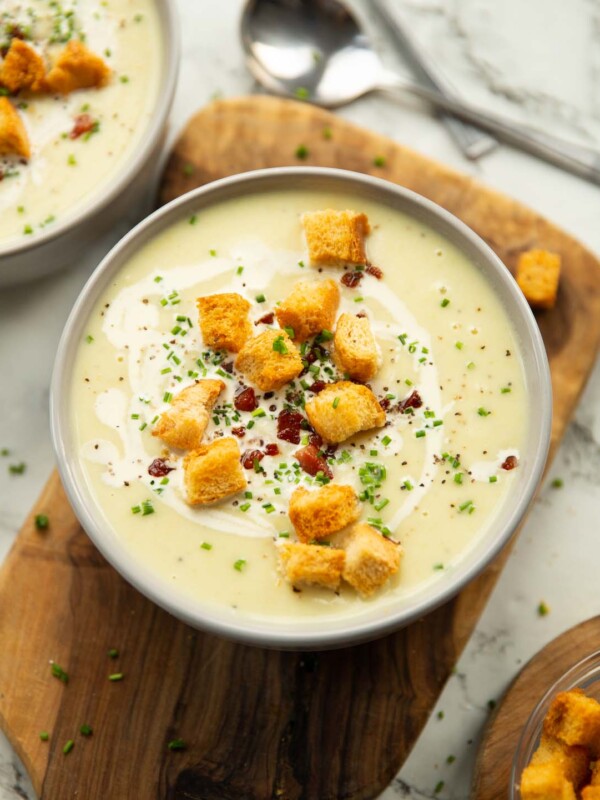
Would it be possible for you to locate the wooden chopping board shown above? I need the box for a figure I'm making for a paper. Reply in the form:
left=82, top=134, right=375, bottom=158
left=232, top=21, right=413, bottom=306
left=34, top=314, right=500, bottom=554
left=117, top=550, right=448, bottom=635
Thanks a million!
left=472, top=616, right=600, bottom=799
left=2, top=96, right=600, bottom=800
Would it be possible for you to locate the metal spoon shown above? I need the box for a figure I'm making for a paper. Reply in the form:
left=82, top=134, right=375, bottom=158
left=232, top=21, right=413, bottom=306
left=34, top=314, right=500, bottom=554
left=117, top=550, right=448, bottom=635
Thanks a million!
left=241, top=0, right=600, bottom=186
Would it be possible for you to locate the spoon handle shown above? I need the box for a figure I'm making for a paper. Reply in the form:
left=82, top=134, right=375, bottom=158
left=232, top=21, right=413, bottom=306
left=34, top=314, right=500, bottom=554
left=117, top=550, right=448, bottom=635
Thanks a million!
left=379, top=74, right=600, bottom=185
left=372, top=0, right=497, bottom=161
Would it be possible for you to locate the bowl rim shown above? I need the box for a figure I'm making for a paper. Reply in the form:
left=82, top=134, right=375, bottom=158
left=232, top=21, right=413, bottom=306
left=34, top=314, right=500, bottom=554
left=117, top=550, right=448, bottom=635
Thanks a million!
left=50, top=166, right=552, bottom=650
left=0, top=0, right=180, bottom=259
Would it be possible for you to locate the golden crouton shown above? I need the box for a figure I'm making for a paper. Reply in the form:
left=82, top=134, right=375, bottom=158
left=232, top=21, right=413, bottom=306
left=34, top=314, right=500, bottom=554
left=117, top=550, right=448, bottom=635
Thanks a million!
left=275, top=279, right=339, bottom=342
left=152, top=379, right=224, bottom=451
left=44, top=41, right=111, bottom=94
left=516, top=249, right=561, bottom=310
left=333, top=523, right=401, bottom=597
left=334, top=312, right=380, bottom=382
left=582, top=788, right=600, bottom=800
left=235, top=329, right=303, bottom=391
left=520, top=762, right=577, bottom=800
left=305, top=381, right=386, bottom=444
left=0, top=40, right=46, bottom=94
left=183, top=437, right=246, bottom=505
left=288, top=484, right=360, bottom=543
left=279, top=542, right=345, bottom=591
left=0, top=97, right=30, bottom=159
left=530, top=733, right=589, bottom=788
left=197, top=292, right=252, bottom=353
left=302, top=209, right=371, bottom=266
left=544, top=689, right=600, bottom=749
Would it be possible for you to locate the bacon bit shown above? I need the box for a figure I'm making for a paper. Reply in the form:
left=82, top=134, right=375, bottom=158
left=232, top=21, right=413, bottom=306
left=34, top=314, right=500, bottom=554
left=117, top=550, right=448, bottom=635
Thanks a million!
left=501, top=455, right=518, bottom=471
left=398, top=390, right=423, bottom=411
left=356, top=311, right=367, bottom=318
left=234, top=385, right=258, bottom=412
left=309, top=432, right=323, bottom=449
left=294, top=444, right=333, bottom=479
left=69, top=114, right=96, bottom=140
left=366, top=263, right=383, bottom=279
left=241, top=449, right=265, bottom=470
left=379, top=397, right=391, bottom=411
left=308, top=380, right=327, bottom=394
left=148, top=458, right=175, bottom=478
left=255, top=312, right=275, bottom=325
left=231, top=426, right=246, bottom=438
left=264, top=443, right=280, bottom=456
left=341, top=271, right=363, bottom=288
left=221, top=360, right=234, bottom=374
left=277, top=410, right=305, bottom=444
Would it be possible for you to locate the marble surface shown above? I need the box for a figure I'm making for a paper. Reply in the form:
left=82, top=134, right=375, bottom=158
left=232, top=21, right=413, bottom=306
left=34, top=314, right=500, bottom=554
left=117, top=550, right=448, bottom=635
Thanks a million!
left=1, top=0, right=600, bottom=797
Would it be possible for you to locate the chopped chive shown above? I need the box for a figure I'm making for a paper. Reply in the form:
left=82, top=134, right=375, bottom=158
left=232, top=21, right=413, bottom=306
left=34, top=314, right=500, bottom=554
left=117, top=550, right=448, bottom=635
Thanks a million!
left=272, top=335, right=289, bottom=354
left=455, top=341, right=463, bottom=350
left=458, top=499, right=474, bottom=513
left=240, top=502, right=251, bottom=512
left=374, top=498, right=389, bottom=511
left=489, top=475, right=498, bottom=483
left=200, top=542, right=213, bottom=550
left=477, top=407, right=490, bottom=417
left=278, top=531, right=290, bottom=538
left=80, top=724, right=93, bottom=737
left=252, top=407, right=266, bottom=418
left=35, top=514, right=49, bottom=530
left=63, top=739, right=74, bottom=755
left=108, top=648, right=119, bottom=659
left=440, top=298, right=450, bottom=308
left=415, top=430, right=426, bottom=438
left=402, top=479, right=413, bottom=491
left=433, top=420, right=443, bottom=427
left=255, top=293, right=266, bottom=303
left=189, top=215, right=198, bottom=225
left=85, top=334, right=94, bottom=344
left=295, top=144, right=309, bottom=159
left=234, top=559, right=246, bottom=571
left=40, top=732, right=49, bottom=741
left=405, top=379, right=413, bottom=386
left=551, top=477, right=563, bottom=489
left=373, top=155, right=386, bottom=167
left=501, top=386, right=512, bottom=394
left=163, top=392, right=173, bottom=403
left=168, top=738, right=186, bottom=751
left=354, top=296, right=364, bottom=303
left=295, top=86, right=310, bottom=99
left=284, top=326, right=295, bottom=338
left=437, top=711, right=444, bottom=720
left=537, top=601, right=550, bottom=617
left=141, top=500, right=154, bottom=516
left=108, top=673, right=124, bottom=681
left=381, top=435, right=392, bottom=446
left=51, top=663, right=69, bottom=684
left=183, top=164, right=194, bottom=177
left=433, top=563, right=444, bottom=570
left=467, top=361, right=475, bottom=370
left=434, top=781, right=444, bottom=794
left=236, top=266, right=244, bottom=275
left=446, top=755, right=456, bottom=764
left=332, top=397, right=340, bottom=409
left=209, top=249, right=217, bottom=257
left=323, top=126, right=333, bottom=139
left=298, top=260, right=305, bottom=267
left=453, top=473, right=463, bottom=485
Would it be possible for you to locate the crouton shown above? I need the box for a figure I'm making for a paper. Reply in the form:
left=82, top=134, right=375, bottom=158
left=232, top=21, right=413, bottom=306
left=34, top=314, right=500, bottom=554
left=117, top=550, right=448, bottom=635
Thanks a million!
left=197, top=292, right=252, bottom=353
left=333, top=312, right=380, bottom=382
left=275, top=278, right=339, bottom=343
left=235, top=329, right=303, bottom=391
left=44, top=41, right=110, bottom=94
left=152, top=379, right=225, bottom=451
left=516, top=249, right=561, bottom=310
left=305, top=381, right=385, bottom=444
left=0, top=40, right=46, bottom=94
left=332, top=522, right=401, bottom=597
left=302, top=209, right=371, bottom=266
left=530, top=733, right=589, bottom=788
left=544, top=689, right=600, bottom=749
left=520, top=762, right=577, bottom=800
left=279, top=542, right=345, bottom=591
left=288, top=484, right=361, bottom=543
left=582, top=788, right=600, bottom=800
left=0, top=97, right=30, bottom=159
left=183, top=437, right=246, bottom=505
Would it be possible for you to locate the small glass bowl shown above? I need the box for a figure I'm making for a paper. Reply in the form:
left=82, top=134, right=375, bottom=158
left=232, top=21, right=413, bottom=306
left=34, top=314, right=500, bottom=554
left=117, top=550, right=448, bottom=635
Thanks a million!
left=511, top=649, right=600, bottom=798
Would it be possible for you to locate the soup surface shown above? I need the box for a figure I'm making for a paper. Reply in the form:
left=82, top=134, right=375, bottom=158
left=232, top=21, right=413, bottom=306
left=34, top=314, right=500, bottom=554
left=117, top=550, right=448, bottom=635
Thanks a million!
left=71, top=189, right=527, bottom=622
left=0, top=0, right=162, bottom=246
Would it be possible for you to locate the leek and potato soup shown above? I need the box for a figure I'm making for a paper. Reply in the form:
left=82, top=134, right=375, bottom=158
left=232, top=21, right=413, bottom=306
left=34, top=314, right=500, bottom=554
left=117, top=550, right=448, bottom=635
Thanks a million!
left=0, top=0, right=163, bottom=246
left=70, top=190, right=527, bottom=621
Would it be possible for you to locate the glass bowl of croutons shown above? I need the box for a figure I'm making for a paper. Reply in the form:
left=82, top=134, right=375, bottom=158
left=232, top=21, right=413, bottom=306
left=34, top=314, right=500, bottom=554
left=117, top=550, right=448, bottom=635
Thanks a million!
left=512, top=651, right=600, bottom=798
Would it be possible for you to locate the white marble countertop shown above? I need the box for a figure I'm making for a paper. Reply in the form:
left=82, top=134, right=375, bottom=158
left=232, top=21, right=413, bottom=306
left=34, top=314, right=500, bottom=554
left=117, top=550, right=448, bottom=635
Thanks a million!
left=2, top=0, right=600, bottom=797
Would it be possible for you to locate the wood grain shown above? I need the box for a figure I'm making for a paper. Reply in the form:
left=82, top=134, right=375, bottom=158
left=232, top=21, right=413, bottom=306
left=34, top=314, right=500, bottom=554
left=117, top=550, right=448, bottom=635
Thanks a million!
left=1, top=96, right=600, bottom=799
left=472, top=616, right=600, bottom=799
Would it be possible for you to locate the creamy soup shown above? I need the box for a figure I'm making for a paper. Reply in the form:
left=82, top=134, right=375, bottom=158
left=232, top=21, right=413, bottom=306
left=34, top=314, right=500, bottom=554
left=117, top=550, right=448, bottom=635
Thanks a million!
left=70, top=190, right=527, bottom=622
left=0, top=0, right=162, bottom=246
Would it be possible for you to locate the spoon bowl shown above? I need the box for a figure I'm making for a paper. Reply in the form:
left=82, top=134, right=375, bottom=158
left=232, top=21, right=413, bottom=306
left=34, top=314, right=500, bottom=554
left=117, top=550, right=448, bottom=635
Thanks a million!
left=241, top=0, right=386, bottom=106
